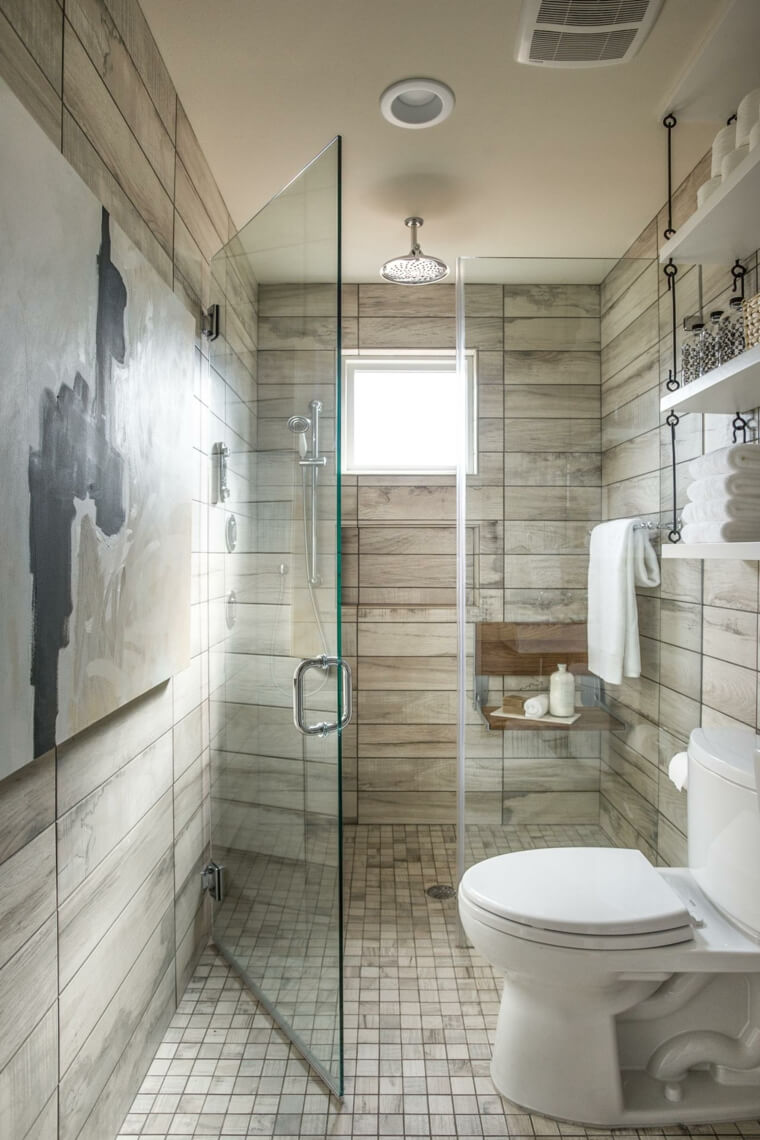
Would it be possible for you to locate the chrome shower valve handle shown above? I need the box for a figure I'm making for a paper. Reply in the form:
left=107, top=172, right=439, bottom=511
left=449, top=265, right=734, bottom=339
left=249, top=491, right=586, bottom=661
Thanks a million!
left=292, top=655, right=352, bottom=736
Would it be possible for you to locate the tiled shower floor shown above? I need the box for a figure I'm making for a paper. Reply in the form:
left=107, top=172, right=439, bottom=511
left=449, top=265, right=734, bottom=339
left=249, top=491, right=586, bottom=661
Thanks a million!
left=118, top=824, right=760, bottom=1139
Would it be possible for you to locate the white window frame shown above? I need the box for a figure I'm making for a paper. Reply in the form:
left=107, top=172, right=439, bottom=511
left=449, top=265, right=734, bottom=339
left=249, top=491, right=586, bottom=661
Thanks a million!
left=341, top=350, right=478, bottom=476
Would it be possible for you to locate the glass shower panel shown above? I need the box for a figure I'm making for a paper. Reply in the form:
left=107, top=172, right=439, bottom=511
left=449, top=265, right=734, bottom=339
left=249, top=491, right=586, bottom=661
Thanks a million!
left=208, top=139, right=344, bottom=1094
left=456, top=256, right=664, bottom=886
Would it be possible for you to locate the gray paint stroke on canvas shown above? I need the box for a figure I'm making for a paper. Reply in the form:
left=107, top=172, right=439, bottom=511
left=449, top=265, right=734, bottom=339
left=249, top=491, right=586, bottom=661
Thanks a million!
left=29, top=210, right=127, bottom=756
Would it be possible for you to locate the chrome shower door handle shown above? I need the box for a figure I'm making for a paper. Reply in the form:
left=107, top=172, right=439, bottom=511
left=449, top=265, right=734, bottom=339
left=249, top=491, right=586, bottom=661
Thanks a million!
left=293, top=655, right=353, bottom=736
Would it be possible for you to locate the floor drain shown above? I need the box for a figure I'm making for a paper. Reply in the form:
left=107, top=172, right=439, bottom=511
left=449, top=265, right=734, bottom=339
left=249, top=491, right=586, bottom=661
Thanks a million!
left=426, top=884, right=456, bottom=900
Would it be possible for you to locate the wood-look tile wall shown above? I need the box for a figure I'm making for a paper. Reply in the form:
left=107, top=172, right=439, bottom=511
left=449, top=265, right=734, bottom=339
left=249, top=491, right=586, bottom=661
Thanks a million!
left=599, top=153, right=760, bottom=866
left=0, top=2, right=242, bottom=1135
left=349, top=282, right=603, bottom=824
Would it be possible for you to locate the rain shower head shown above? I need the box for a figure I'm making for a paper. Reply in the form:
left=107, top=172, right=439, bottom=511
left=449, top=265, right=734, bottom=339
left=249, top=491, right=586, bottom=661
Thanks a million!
left=380, top=217, right=449, bottom=286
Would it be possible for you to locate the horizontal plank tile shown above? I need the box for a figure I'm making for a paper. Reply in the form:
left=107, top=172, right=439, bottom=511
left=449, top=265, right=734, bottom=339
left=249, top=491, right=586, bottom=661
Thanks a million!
left=503, top=521, right=590, bottom=555
left=502, top=790, right=598, bottom=825
left=358, top=622, right=456, bottom=656
left=504, top=350, right=600, bottom=385
left=0, top=915, right=57, bottom=1071
left=503, top=486, right=600, bottom=521
left=504, top=284, right=599, bottom=318
left=504, top=418, right=600, bottom=452
left=504, top=554, right=588, bottom=589
left=357, top=689, right=457, bottom=724
left=358, top=282, right=454, bottom=318
left=358, top=315, right=455, bottom=349
left=505, top=317, right=600, bottom=351
left=358, top=485, right=455, bottom=522
left=176, top=100, right=228, bottom=244
left=600, top=261, right=658, bottom=348
left=358, top=792, right=456, bottom=824
left=58, top=791, right=173, bottom=987
left=0, top=8, right=61, bottom=145
left=602, top=427, right=659, bottom=485
left=58, top=847, right=173, bottom=1074
left=58, top=730, right=173, bottom=901
left=358, top=756, right=457, bottom=792
left=702, top=656, right=757, bottom=727
left=358, top=723, right=456, bottom=758
left=359, top=525, right=456, bottom=555
left=0, top=827, right=55, bottom=972
left=103, top=0, right=176, bottom=136
left=62, top=24, right=173, bottom=255
left=61, top=109, right=172, bottom=286
left=502, top=756, right=599, bottom=792
left=61, top=938, right=175, bottom=1140
left=0, top=0, right=62, bottom=91
left=503, top=589, right=587, bottom=623
left=505, top=384, right=599, bottom=419
left=0, top=1003, right=57, bottom=1140
left=358, top=657, right=457, bottom=690
left=505, top=451, right=600, bottom=486
left=0, top=749, right=55, bottom=866
left=600, top=302, right=658, bottom=384
left=702, top=605, right=758, bottom=669
left=359, top=553, right=454, bottom=588
left=57, top=682, right=172, bottom=812
left=67, top=0, right=174, bottom=192
left=174, top=155, right=222, bottom=261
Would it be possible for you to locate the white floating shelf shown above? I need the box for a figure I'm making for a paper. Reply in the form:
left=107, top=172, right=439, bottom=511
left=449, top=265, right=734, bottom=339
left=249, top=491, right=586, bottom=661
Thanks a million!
left=663, top=542, right=760, bottom=560
left=660, top=344, right=760, bottom=414
left=659, top=144, right=760, bottom=264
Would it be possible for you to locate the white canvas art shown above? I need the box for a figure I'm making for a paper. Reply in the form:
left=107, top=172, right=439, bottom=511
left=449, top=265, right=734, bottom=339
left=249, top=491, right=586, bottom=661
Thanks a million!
left=0, top=78, right=194, bottom=777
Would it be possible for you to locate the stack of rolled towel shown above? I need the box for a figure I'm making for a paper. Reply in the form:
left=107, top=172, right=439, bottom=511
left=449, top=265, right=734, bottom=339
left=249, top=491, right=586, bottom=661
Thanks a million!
left=681, top=443, right=760, bottom=544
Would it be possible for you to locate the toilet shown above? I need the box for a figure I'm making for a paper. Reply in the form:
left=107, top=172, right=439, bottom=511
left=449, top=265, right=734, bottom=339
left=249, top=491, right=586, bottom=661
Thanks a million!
left=459, top=727, right=760, bottom=1126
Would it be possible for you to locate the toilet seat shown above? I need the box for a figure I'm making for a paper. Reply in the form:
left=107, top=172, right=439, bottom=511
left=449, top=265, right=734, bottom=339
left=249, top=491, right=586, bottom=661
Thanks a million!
left=460, top=847, right=695, bottom=951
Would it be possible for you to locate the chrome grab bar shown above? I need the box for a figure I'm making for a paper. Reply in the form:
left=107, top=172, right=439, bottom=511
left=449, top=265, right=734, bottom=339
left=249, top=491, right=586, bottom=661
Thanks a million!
left=293, top=655, right=352, bottom=737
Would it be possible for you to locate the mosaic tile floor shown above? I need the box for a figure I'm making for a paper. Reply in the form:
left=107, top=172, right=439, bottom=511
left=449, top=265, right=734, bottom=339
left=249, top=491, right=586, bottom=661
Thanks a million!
left=118, top=824, right=760, bottom=1139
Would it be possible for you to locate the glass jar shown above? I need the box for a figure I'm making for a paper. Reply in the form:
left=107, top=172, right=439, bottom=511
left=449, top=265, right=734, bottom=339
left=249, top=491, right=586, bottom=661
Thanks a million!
left=680, top=338, right=695, bottom=383
left=709, top=310, right=726, bottom=365
left=698, top=323, right=717, bottom=374
left=729, top=297, right=746, bottom=358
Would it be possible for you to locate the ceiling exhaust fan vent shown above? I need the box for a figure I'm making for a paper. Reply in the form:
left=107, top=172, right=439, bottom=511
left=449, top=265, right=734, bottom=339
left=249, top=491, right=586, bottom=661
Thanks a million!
left=517, top=0, right=663, bottom=67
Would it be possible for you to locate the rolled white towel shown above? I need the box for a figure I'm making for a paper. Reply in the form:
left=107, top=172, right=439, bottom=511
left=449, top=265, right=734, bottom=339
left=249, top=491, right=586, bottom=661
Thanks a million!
left=711, top=122, right=736, bottom=176
left=688, top=473, right=760, bottom=500
left=523, top=693, right=549, bottom=719
left=682, top=497, right=760, bottom=522
left=689, top=445, right=760, bottom=481
left=682, top=521, right=760, bottom=543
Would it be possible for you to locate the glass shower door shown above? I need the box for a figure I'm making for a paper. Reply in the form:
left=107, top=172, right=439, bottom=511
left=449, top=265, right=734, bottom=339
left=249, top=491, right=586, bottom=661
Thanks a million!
left=208, top=139, right=345, bottom=1094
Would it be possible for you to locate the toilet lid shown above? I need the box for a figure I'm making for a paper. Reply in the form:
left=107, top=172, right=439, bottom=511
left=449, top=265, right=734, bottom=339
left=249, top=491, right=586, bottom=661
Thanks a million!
left=461, top=848, right=692, bottom=938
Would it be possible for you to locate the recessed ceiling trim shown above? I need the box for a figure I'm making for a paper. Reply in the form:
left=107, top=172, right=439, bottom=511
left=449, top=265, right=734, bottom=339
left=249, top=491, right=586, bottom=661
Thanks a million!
left=379, top=78, right=455, bottom=129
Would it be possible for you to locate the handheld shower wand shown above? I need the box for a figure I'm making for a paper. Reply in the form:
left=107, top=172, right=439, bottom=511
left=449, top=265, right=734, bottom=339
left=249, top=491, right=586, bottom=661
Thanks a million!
left=287, top=415, right=310, bottom=459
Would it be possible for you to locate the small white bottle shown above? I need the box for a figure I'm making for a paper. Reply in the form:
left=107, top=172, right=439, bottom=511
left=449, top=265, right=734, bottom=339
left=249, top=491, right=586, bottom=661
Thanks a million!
left=549, top=664, right=575, bottom=717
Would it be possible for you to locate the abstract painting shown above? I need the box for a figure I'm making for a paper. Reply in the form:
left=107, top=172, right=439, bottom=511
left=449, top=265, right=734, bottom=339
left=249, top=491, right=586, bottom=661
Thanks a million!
left=0, top=78, right=194, bottom=778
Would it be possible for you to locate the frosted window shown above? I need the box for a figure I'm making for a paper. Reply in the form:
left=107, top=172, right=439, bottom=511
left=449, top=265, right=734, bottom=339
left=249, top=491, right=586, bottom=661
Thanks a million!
left=342, top=355, right=476, bottom=475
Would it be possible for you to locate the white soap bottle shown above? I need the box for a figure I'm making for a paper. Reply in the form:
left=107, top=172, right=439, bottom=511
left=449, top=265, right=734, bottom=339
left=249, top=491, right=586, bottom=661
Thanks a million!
left=549, top=664, right=575, bottom=717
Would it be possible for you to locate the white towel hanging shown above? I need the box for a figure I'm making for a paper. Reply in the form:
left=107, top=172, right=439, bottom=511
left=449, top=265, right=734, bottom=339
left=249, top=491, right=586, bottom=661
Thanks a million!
left=587, top=518, right=659, bottom=686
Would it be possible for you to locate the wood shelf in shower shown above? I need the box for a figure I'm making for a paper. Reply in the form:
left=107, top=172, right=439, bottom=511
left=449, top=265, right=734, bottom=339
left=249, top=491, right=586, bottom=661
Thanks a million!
left=481, top=706, right=623, bottom=732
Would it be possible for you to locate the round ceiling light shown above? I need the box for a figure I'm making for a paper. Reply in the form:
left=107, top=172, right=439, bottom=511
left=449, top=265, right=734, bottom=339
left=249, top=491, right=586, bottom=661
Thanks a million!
left=379, top=78, right=455, bottom=129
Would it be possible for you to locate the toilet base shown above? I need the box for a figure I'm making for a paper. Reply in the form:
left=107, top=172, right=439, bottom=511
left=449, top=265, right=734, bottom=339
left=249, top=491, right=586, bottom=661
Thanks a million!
left=490, top=979, right=760, bottom=1127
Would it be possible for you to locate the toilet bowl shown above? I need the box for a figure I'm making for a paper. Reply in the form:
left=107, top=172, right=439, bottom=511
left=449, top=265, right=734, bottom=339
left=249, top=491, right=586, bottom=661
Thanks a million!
left=459, top=727, right=760, bottom=1126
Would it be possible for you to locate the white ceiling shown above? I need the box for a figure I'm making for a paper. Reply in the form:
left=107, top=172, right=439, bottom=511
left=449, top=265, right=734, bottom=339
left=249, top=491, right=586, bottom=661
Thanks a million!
left=141, top=0, right=732, bottom=282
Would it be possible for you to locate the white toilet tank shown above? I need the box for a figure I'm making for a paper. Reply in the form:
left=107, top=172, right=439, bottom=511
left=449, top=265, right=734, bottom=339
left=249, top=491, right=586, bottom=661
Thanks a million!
left=688, top=727, right=760, bottom=937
